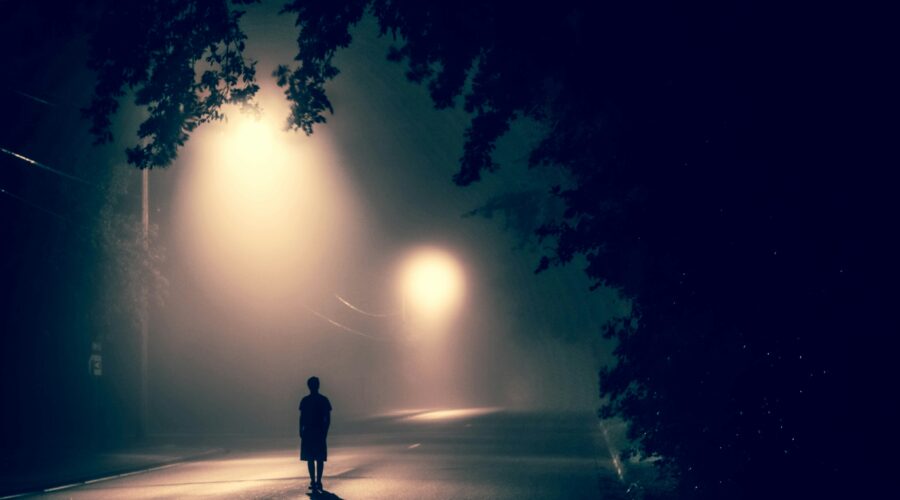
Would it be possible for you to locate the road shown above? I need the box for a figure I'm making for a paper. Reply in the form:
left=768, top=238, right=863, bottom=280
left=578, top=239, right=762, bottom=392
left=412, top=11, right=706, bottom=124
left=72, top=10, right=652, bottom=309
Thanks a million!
left=37, top=410, right=629, bottom=499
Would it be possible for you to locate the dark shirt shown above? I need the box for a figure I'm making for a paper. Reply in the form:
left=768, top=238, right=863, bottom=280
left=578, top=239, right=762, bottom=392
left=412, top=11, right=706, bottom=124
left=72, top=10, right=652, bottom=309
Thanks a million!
left=299, top=393, right=332, bottom=437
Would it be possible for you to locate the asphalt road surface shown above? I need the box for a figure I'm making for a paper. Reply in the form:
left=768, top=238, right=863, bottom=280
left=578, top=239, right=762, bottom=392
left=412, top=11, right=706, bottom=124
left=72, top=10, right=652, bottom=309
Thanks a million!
left=37, top=410, right=630, bottom=499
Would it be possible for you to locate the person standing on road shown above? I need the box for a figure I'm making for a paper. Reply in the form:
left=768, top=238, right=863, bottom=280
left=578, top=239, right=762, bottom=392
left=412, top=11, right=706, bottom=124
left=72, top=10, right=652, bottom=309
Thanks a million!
left=299, top=376, right=332, bottom=493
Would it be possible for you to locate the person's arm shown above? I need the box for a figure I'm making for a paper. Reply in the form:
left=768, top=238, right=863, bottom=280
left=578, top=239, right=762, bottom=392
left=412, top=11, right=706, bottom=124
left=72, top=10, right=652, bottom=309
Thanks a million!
left=299, top=400, right=305, bottom=437
left=323, top=398, right=332, bottom=436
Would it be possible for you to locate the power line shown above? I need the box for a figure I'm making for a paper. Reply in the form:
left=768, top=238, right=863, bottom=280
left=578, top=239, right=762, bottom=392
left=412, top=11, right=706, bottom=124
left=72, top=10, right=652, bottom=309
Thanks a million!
left=334, top=293, right=399, bottom=318
left=300, top=303, right=388, bottom=342
left=0, top=186, right=66, bottom=221
left=1, top=146, right=95, bottom=186
left=13, top=89, right=56, bottom=107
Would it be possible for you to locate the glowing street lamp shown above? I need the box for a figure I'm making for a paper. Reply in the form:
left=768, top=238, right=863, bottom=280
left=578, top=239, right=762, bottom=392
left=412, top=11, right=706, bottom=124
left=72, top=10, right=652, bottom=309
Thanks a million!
left=397, top=247, right=465, bottom=327
left=173, top=89, right=360, bottom=317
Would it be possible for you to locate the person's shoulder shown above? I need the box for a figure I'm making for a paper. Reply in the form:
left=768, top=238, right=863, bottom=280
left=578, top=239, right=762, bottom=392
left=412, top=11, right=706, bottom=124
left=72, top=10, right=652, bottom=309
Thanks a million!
left=320, top=394, right=332, bottom=409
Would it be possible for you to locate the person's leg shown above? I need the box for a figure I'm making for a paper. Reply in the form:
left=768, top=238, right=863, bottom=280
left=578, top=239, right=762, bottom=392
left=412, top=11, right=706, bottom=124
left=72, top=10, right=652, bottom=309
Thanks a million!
left=315, top=460, right=324, bottom=485
left=307, top=460, right=315, bottom=484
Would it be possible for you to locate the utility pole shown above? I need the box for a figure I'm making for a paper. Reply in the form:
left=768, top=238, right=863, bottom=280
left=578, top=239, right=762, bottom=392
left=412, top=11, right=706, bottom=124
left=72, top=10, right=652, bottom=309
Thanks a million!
left=140, top=168, right=149, bottom=437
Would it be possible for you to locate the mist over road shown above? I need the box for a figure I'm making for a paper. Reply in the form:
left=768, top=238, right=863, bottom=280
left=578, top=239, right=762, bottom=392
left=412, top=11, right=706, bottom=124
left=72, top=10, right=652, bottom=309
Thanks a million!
left=37, top=410, right=623, bottom=499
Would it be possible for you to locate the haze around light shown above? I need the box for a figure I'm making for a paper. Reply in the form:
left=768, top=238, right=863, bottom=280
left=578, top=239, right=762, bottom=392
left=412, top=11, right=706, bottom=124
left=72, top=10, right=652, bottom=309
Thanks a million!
left=171, top=88, right=365, bottom=325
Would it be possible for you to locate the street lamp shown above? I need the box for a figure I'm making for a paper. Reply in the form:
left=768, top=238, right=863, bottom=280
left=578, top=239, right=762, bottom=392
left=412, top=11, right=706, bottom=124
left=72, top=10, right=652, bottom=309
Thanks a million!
left=397, top=247, right=465, bottom=329
left=172, top=88, right=360, bottom=323
left=394, top=246, right=466, bottom=407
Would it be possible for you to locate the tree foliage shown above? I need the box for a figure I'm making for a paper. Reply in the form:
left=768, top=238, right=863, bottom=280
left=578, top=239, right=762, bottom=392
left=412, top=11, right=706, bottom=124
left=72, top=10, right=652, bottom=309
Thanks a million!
left=92, top=167, right=168, bottom=339
left=275, top=1, right=890, bottom=498
left=83, top=0, right=260, bottom=169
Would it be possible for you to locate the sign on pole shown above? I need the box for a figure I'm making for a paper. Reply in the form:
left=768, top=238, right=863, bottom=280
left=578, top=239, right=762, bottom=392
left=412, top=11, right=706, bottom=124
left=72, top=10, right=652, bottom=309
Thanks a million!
left=89, top=341, right=102, bottom=377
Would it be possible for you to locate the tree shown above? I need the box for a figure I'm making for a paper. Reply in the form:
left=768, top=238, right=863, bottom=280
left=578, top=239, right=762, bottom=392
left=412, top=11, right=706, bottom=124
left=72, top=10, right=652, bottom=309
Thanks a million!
left=273, top=1, right=891, bottom=499
left=83, top=0, right=260, bottom=169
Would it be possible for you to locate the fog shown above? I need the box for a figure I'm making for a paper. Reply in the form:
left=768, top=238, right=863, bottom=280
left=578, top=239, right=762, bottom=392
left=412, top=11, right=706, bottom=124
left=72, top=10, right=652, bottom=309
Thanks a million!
left=112, top=6, right=625, bottom=436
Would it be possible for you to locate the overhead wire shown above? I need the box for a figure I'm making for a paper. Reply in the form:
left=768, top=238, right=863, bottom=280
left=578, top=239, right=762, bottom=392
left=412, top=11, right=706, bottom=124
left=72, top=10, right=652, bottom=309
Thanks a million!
left=5, top=88, right=391, bottom=341
left=13, top=89, right=56, bottom=107
left=0, top=186, right=66, bottom=221
left=300, top=303, right=388, bottom=342
left=1, top=146, right=95, bottom=186
left=334, top=293, right=399, bottom=318
left=0, top=143, right=99, bottom=224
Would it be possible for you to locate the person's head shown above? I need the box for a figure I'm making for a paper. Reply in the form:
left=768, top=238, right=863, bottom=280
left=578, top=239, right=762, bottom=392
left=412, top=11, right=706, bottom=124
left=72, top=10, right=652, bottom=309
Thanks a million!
left=307, top=376, right=320, bottom=394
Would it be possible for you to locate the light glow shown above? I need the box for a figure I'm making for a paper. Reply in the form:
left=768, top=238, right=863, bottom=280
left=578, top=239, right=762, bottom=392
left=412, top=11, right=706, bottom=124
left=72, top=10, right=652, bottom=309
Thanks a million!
left=171, top=89, right=362, bottom=323
left=405, top=407, right=502, bottom=421
left=398, top=247, right=465, bottom=321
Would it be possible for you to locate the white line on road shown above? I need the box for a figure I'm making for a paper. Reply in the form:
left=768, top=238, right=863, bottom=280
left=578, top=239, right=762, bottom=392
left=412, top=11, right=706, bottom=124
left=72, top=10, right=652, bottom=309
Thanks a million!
left=6, top=455, right=204, bottom=497
left=43, top=483, right=81, bottom=492
left=599, top=422, right=625, bottom=482
left=81, top=462, right=180, bottom=485
left=407, top=443, right=421, bottom=449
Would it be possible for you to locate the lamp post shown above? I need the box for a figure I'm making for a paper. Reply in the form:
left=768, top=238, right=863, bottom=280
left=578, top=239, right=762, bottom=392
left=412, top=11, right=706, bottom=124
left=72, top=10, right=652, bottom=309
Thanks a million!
left=139, top=168, right=149, bottom=437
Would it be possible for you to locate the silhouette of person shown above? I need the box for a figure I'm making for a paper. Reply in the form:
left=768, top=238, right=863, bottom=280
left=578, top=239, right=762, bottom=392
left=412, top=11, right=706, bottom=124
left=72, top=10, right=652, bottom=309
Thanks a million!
left=299, top=376, right=332, bottom=493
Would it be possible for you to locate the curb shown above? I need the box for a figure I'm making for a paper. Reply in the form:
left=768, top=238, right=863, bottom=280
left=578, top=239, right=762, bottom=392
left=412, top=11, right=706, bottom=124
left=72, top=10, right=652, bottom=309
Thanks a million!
left=0, top=447, right=228, bottom=498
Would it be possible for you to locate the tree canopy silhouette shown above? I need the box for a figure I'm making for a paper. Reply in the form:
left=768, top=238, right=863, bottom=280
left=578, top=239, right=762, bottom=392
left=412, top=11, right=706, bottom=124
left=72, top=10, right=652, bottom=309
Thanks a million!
left=82, top=1, right=892, bottom=498
left=271, top=2, right=892, bottom=498
left=83, top=0, right=260, bottom=169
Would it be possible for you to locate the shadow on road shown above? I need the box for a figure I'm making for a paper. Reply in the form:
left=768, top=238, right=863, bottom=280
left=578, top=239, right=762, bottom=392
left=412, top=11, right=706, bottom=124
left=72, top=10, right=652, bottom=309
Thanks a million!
left=308, top=489, right=343, bottom=499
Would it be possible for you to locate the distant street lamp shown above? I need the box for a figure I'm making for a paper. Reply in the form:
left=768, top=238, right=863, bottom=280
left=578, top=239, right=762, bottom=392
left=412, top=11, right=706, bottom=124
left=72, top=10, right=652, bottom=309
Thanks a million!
left=397, top=247, right=465, bottom=330
left=395, top=247, right=466, bottom=406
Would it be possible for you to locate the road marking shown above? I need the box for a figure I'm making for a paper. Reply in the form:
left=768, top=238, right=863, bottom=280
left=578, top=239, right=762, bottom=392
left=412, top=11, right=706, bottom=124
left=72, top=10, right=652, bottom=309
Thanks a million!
left=407, top=443, right=421, bottom=449
left=599, top=421, right=625, bottom=482
left=8, top=453, right=216, bottom=497
left=43, top=483, right=80, bottom=492
left=81, top=462, right=179, bottom=485
left=146, top=463, right=180, bottom=473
